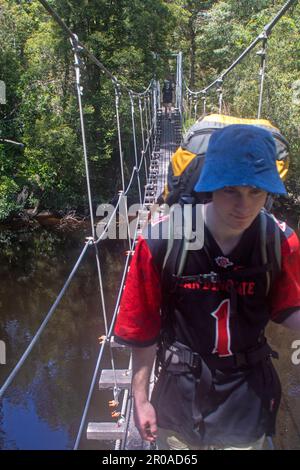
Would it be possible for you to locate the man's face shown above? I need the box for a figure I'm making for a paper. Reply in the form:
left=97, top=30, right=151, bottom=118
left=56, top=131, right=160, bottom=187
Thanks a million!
left=212, top=186, right=268, bottom=232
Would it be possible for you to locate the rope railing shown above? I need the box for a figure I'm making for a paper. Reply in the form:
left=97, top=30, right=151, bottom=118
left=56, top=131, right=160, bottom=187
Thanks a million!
left=76, top=76, right=157, bottom=444
left=114, top=85, right=125, bottom=192
left=38, top=0, right=154, bottom=97
left=184, top=0, right=297, bottom=120
left=0, top=240, right=93, bottom=399
left=175, top=51, right=183, bottom=115
left=138, top=97, right=148, bottom=181
left=0, top=149, right=153, bottom=401
left=8, top=0, right=295, bottom=452
left=73, top=235, right=134, bottom=449
left=74, top=120, right=160, bottom=449
left=65, top=0, right=159, bottom=387
left=72, top=71, right=160, bottom=448
left=130, top=93, right=142, bottom=204
left=0, top=179, right=132, bottom=401
left=70, top=35, right=96, bottom=238
left=73, top=227, right=133, bottom=449
left=1, top=0, right=158, bottom=423
left=0, top=0, right=218, bottom=455
left=0, top=117, right=158, bottom=430
left=63, top=0, right=299, bottom=451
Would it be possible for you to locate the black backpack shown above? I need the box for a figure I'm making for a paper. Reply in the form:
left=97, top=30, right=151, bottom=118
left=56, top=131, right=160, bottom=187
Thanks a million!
left=161, top=113, right=289, bottom=207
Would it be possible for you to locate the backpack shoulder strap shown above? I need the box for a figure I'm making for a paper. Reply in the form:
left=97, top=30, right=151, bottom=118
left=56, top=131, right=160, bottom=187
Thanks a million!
left=162, top=203, right=199, bottom=277
left=260, top=210, right=282, bottom=295
left=162, top=205, right=176, bottom=272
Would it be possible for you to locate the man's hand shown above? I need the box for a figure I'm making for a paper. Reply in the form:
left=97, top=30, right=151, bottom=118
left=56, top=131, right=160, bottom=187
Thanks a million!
left=134, top=399, right=157, bottom=442
left=132, top=344, right=157, bottom=442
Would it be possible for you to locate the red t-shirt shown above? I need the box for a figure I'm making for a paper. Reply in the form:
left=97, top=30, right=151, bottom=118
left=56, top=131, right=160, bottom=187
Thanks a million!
left=114, top=215, right=300, bottom=350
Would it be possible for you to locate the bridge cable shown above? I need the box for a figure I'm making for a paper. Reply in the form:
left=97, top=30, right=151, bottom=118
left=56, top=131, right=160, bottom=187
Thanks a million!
left=147, top=95, right=154, bottom=155
left=114, top=85, right=125, bottom=192
left=0, top=240, right=92, bottom=399
left=1, top=0, right=158, bottom=448
left=129, top=92, right=142, bottom=204
left=257, top=32, right=268, bottom=119
left=144, top=96, right=151, bottom=162
left=202, top=92, right=207, bottom=116
left=70, top=35, right=122, bottom=402
left=216, top=78, right=224, bottom=114
left=74, top=90, right=157, bottom=449
left=38, top=0, right=154, bottom=97
left=184, top=0, right=297, bottom=99
left=138, top=97, right=148, bottom=181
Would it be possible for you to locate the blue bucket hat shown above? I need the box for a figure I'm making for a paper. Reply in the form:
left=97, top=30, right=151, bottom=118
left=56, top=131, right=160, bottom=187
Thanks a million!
left=194, top=124, right=287, bottom=195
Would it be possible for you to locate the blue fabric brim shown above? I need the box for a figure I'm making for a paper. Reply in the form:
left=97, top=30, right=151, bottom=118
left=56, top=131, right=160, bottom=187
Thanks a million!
left=194, top=172, right=287, bottom=195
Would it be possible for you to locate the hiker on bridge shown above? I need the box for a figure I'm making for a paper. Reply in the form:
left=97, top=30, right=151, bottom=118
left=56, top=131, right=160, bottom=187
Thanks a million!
left=162, top=78, right=174, bottom=118
left=114, top=125, right=300, bottom=450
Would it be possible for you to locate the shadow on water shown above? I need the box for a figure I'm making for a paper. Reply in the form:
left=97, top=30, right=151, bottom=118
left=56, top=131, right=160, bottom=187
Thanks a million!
left=0, top=220, right=299, bottom=450
left=0, top=226, right=129, bottom=450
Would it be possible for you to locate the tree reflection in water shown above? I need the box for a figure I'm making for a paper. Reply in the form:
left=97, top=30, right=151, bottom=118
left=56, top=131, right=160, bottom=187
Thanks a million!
left=0, top=227, right=127, bottom=449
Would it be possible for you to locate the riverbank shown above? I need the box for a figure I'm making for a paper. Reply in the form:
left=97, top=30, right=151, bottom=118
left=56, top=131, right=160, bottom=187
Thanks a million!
left=0, top=195, right=299, bottom=235
left=0, top=210, right=89, bottom=232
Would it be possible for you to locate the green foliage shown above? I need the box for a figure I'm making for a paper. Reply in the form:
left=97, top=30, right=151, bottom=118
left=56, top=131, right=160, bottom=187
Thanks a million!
left=169, top=0, right=300, bottom=216
left=0, top=0, right=174, bottom=217
left=0, top=176, right=21, bottom=220
left=0, top=0, right=299, bottom=220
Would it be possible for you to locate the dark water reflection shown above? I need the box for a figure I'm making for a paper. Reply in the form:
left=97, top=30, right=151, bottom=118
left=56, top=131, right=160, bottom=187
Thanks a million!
left=0, top=225, right=299, bottom=450
left=0, top=227, right=128, bottom=450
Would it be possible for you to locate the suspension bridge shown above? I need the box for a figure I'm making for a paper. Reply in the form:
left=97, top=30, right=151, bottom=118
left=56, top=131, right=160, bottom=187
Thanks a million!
left=0, top=0, right=299, bottom=451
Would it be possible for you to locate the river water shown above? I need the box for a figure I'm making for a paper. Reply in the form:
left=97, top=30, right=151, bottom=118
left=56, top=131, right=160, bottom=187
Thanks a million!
left=0, top=225, right=299, bottom=450
left=0, top=226, right=130, bottom=450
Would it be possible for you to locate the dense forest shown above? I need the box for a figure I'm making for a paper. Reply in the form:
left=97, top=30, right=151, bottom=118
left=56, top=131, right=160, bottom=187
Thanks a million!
left=0, top=0, right=299, bottom=224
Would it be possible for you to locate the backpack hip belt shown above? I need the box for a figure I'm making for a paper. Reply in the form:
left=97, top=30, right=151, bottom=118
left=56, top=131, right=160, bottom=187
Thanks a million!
left=203, top=342, right=279, bottom=369
left=163, top=340, right=278, bottom=371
